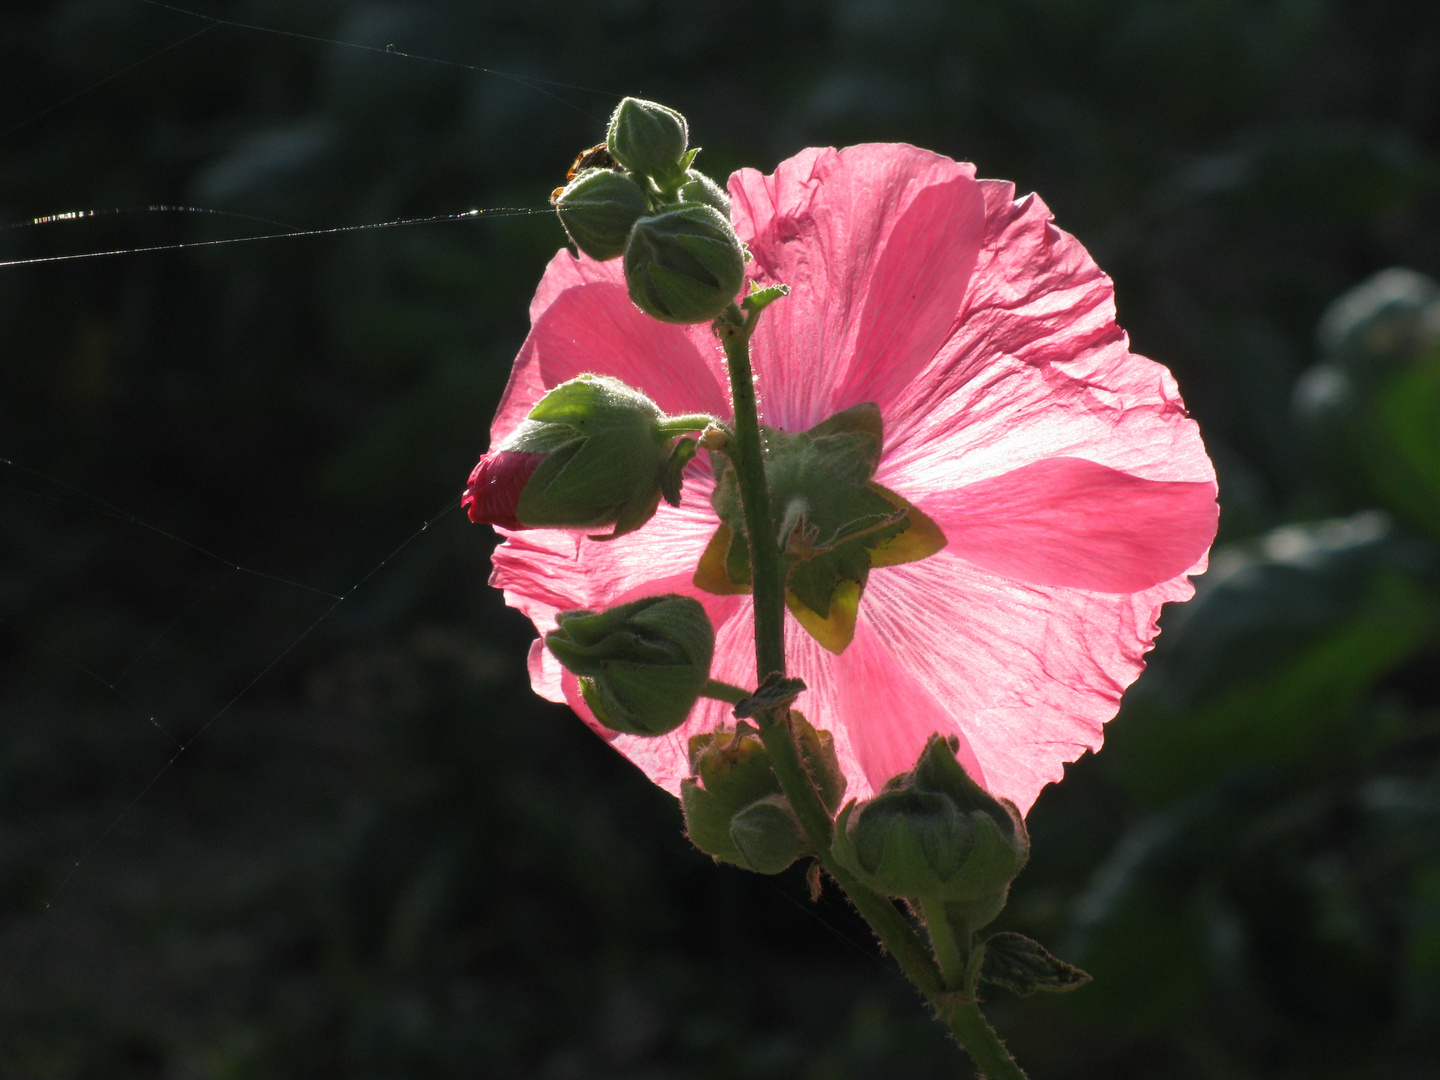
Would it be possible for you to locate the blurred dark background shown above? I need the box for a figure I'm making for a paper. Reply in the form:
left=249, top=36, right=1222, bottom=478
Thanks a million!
left=2, top=0, right=1439, bottom=1077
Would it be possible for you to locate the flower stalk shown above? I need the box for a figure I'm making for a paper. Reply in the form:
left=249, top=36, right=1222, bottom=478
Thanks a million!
left=715, top=300, right=1027, bottom=1079
left=922, top=897, right=968, bottom=991
left=716, top=302, right=787, bottom=684
left=699, top=678, right=749, bottom=705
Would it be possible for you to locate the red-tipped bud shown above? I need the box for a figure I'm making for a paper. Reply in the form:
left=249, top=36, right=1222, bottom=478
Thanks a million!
left=463, top=450, right=545, bottom=529
left=462, top=374, right=712, bottom=540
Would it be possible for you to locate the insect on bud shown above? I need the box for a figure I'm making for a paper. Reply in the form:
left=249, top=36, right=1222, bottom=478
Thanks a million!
left=544, top=595, right=715, bottom=737
left=624, top=205, right=746, bottom=325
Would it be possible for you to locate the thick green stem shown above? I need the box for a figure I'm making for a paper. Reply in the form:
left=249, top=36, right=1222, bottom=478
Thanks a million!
left=922, top=904, right=1030, bottom=1078
left=717, top=299, right=1026, bottom=1079
left=717, top=306, right=786, bottom=683
left=943, top=999, right=1030, bottom=1080
left=716, top=301, right=943, bottom=996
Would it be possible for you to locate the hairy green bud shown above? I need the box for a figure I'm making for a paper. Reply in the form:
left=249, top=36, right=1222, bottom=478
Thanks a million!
left=554, top=168, right=648, bottom=261
left=624, top=205, right=745, bottom=324
left=831, top=735, right=1028, bottom=929
left=545, top=595, right=714, bottom=737
left=473, top=374, right=675, bottom=539
left=681, top=713, right=844, bottom=874
left=728, top=795, right=805, bottom=875
left=606, top=97, right=689, bottom=186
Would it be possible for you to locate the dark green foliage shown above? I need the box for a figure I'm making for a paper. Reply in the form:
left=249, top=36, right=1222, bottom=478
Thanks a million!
left=2, top=0, right=1439, bottom=1077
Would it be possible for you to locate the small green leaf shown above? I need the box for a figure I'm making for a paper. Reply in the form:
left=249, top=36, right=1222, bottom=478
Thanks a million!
left=978, top=932, right=1092, bottom=996
left=806, top=402, right=884, bottom=444
left=742, top=283, right=791, bottom=312
left=733, top=673, right=807, bottom=719
left=659, top=436, right=698, bottom=507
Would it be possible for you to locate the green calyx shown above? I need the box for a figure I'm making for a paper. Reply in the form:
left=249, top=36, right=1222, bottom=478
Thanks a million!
left=553, top=168, right=648, bottom=261
left=695, top=403, right=947, bottom=652
left=606, top=97, right=690, bottom=190
left=545, top=595, right=715, bottom=737
left=503, top=374, right=692, bottom=539
left=831, top=735, right=1029, bottom=930
left=681, top=712, right=846, bottom=874
left=624, top=204, right=746, bottom=325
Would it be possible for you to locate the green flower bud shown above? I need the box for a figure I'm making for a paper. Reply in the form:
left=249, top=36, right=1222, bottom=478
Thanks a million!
left=832, top=735, right=1028, bottom=930
left=553, top=168, right=649, bottom=261
left=791, top=710, right=848, bottom=815
left=677, top=169, right=731, bottom=218
left=682, top=724, right=781, bottom=868
left=680, top=713, right=842, bottom=874
left=545, top=595, right=714, bottom=737
left=472, top=375, right=673, bottom=538
left=729, top=795, right=805, bottom=875
left=624, top=205, right=745, bottom=325
left=606, top=97, right=689, bottom=186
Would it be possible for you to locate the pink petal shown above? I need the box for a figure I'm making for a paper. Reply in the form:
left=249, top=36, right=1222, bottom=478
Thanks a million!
left=508, top=499, right=1204, bottom=814
left=729, top=144, right=985, bottom=431
left=922, top=456, right=1218, bottom=593
left=490, top=256, right=730, bottom=446
left=784, top=621, right=988, bottom=801
left=858, top=550, right=1200, bottom=814
left=877, top=182, right=1213, bottom=494
left=526, top=246, right=626, bottom=323
left=531, top=283, right=730, bottom=419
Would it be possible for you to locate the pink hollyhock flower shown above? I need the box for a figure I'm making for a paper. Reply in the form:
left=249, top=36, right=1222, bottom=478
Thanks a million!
left=485, top=144, right=1218, bottom=815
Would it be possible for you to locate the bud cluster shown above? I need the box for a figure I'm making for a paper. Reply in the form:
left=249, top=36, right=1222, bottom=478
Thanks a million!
left=551, top=97, right=745, bottom=325
left=681, top=714, right=846, bottom=874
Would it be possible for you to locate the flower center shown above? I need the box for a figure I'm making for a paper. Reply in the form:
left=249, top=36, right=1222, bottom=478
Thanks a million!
left=693, top=403, right=946, bottom=654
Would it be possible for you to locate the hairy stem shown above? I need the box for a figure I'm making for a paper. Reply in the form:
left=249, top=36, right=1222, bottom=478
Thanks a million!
left=716, top=299, right=1028, bottom=1080
left=657, top=413, right=720, bottom=436
left=943, top=998, right=1030, bottom=1080
left=921, top=901, right=1029, bottom=1077
left=921, top=898, right=967, bottom=991
left=717, top=305, right=786, bottom=684
left=715, top=303, right=944, bottom=1000
left=699, top=678, right=749, bottom=705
